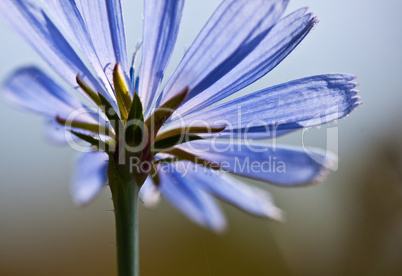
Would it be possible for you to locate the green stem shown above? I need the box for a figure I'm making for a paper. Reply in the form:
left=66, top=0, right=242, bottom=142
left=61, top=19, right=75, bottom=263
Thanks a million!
left=110, top=177, right=139, bottom=276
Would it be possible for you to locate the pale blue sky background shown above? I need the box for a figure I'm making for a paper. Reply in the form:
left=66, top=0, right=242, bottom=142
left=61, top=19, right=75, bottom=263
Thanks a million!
left=0, top=1, right=401, bottom=275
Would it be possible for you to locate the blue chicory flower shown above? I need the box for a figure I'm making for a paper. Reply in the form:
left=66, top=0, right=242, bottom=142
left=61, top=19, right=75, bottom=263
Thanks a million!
left=0, top=0, right=360, bottom=231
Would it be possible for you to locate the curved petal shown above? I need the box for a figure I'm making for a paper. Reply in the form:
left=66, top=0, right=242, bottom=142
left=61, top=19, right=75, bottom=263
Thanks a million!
left=168, top=161, right=283, bottom=220
left=139, top=176, right=161, bottom=208
left=177, top=140, right=338, bottom=186
left=176, top=8, right=317, bottom=116
left=75, top=0, right=128, bottom=75
left=71, top=151, right=109, bottom=205
left=161, top=74, right=360, bottom=139
left=0, top=0, right=106, bottom=101
left=45, top=118, right=111, bottom=146
left=157, top=0, right=288, bottom=109
left=42, top=0, right=116, bottom=101
left=105, top=0, right=129, bottom=71
left=139, top=0, right=184, bottom=116
left=158, top=162, right=226, bottom=231
left=3, top=67, right=82, bottom=117
left=2, top=67, right=107, bottom=144
left=45, top=119, right=79, bottom=145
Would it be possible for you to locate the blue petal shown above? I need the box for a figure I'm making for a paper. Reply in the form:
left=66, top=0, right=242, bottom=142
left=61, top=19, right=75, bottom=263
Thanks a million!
left=139, top=0, right=184, bottom=117
left=158, top=162, right=226, bottom=231
left=45, top=116, right=110, bottom=146
left=3, top=67, right=82, bottom=118
left=157, top=0, right=288, bottom=109
left=161, top=74, right=360, bottom=139
left=139, top=176, right=161, bottom=208
left=42, top=0, right=116, bottom=101
left=176, top=8, right=317, bottom=116
left=2, top=67, right=106, bottom=144
left=75, top=0, right=128, bottom=75
left=45, top=119, right=79, bottom=145
left=105, top=0, right=129, bottom=71
left=71, top=151, right=109, bottom=205
left=0, top=0, right=107, bottom=101
left=167, top=161, right=283, bottom=220
left=177, top=140, right=338, bottom=186
left=217, top=126, right=295, bottom=140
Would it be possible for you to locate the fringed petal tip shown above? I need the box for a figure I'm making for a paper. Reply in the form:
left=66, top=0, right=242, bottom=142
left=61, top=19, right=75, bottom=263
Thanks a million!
left=303, top=13, right=319, bottom=35
left=300, top=5, right=317, bottom=23
left=301, top=7, right=318, bottom=25
left=349, top=94, right=362, bottom=109
left=312, top=16, right=319, bottom=25
left=350, top=94, right=362, bottom=109
left=345, top=78, right=362, bottom=116
left=331, top=74, right=362, bottom=118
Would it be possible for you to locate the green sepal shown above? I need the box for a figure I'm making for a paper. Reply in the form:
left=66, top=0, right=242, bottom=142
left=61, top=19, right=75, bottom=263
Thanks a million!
left=125, top=92, right=144, bottom=147
left=161, top=147, right=221, bottom=170
left=70, top=130, right=114, bottom=152
left=98, top=92, right=124, bottom=139
left=145, top=87, right=189, bottom=144
left=152, top=134, right=202, bottom=153
left=76, top=75, right=102, bottom=106
left=113, top=63, right=132, bottom=121
left=155, top=124, right=226, bottom=142
left=153, top=157, right=181, bottom=165
left=56, top=116, right=115, bottom=139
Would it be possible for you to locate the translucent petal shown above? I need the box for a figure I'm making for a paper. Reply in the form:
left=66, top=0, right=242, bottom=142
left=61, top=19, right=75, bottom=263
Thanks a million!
left=4, top=67, right=83, bottom=118
left=75, top=0, right=128, bottom=75
left=71, top=151, right=109, bottom=205
left=42, top=0, right=116, bottom=101
left=157, top=0, right=288, bottom=110
left=177, top=140, right=338, bottom=186
left=139, top=0, right=184, bottom=116
left=168, top=161, right=283, bottom=220
left=158, top=162, right=226, bottom=231
left=175, top=8, right=317, bottom=115
left=139, top=176, right=161, bottom=208
left=162, top=74, right=360, bottom=139
left=0, top=0, right=106, bottom=101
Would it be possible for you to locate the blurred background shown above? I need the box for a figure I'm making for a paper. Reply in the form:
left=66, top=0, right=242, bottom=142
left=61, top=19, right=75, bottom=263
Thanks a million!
left=1, top=0, right=401, bottom=275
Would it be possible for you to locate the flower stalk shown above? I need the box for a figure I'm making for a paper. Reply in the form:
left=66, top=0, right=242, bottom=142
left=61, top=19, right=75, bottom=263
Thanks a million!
left=108, top=156, right=140, bottom=276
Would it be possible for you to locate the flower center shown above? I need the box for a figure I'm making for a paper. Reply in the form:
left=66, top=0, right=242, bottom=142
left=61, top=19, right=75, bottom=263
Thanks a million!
left=56, top=63, right=224, bottom=186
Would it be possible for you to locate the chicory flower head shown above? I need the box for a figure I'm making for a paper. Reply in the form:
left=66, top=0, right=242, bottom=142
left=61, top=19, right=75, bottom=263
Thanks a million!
left=0, top=0, right=360, bottom=231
